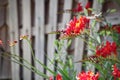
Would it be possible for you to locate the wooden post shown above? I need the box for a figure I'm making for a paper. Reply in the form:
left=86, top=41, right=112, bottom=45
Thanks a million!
left=46, top=0, right=58, bottom=76
left=35, top=0, right=45, bottom=80
left=22, top=0, right=31, bottom=80
left=74, top=0, right=87, bottom=73
left=8, top=0, right=20, bottom=80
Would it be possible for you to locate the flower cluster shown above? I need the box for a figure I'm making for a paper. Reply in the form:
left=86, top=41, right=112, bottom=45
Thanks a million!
left=72, top=2, right=83, bottom=12
left=96, top=41, right=117, bottom=58
left=76, top=71, right=99, bottom=80
left=72, top=1, right=91, bottom=12
left=60, top=16, right=89, bottom=39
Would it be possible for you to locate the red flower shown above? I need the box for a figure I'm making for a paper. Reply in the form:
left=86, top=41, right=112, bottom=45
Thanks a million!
left=56, top=74, right=62, bottom=80
left=96, top=41, right=117, bottom=58
left=60, top=16, right=89, bottom=39
left=85, top=1, right=92, bottom=13
left=112, top=64, right=120, bottom=80
left=85, top=1, right=92, bottom=9
left=49, top=76, right=53, bottom=80
left=0, top=40, right=3, bottom=45
left=116, top=27, right=120, bottom=33
left=112, top=25, right=120, bottom=34
left=72, top=3, right=83, bottom=12
left=76, top=71, right=99, bottom=80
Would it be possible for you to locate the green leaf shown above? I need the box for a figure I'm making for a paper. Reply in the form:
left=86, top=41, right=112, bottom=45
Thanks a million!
left=67, top=39, right=72, bottom=47
left=110, top=9, right=116, bottom=13
left=107, top=9, right=116, bottom=13
left=96, top=36, right=101, bottom=43
left=69, top=58, right=73, bottom=68
left=58, top=69, right=71, bottom=80
left=91, top=20, right=96, bottom=28
left=99, top=30, right=105, bottom=36
left=54, top=40, right=58, bottom=46
left=106, top=31, right=111, bottom=35
left=36, top=59, right=56, bottom=76
left=84, top=8, right=88, bottom=16
left=108, top=23, right=112, bottom=27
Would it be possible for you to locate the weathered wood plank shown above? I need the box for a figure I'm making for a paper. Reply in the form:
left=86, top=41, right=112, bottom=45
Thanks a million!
left=47, top=0, right=58, bottom=76
left=0, top=8, right=5, bottom=27
left=8, top=0, right=20, bottom=80
left=22, top=0, right=31, bottom=80
left=74, top=0, right=87, bottom=73
left=0, top=26, right=11, bottom=79
left=59, top=0, right=72, bottom=30
left=58, top=0, right=72, bottom=69
left=35, top=0, right=45, bottom=80
left=74, top=37, right=85, bottom=73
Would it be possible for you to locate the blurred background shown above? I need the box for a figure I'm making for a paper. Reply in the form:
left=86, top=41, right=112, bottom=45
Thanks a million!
left=0, top=0, right=120, bottom=80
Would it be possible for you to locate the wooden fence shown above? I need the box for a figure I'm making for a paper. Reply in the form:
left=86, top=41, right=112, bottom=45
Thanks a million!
left=0, top=0, right=120, bottom=80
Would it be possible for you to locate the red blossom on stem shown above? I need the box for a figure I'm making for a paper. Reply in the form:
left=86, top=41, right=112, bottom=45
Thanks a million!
left=61, top=16, right=89, bottom=39
left=112, top=25, right=120, bottom=34
left=116, top=27, right=120, bottom=33
left=96, top=41, right=117, bottom=58
left=112, top=64, right=120, bottom=80
left=49, top=74, right=62, bottom=80
left=72, top=1, right=92, bottom=13
left=72, top=2, right=83, bottom=12
left=49, top=76, right=53, bottom=80
left=85, top=1, right=92, bottom=13
left=56, top=74, right=62, bottom=80
left=76, top=71, right=99, bottom=80
left=85, top=1, right=92, bottom=9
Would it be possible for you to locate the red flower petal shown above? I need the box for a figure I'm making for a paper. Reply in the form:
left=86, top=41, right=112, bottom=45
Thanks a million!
left=56, top=74, right=62, bottom=80
left=96, top=41, right=117, bottom=57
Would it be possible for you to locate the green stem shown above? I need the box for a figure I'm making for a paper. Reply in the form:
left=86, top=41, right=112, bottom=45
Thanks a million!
left=1, top=53, right=49, bottom=79
left=45, top=54, right=71, bottom=80
left=25, top=39, right=35, bottom=61
left=25, top=39, right=56, bottom=75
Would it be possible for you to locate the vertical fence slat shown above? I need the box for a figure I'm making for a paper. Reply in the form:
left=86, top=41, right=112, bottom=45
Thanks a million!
left=8, top=0, right=20, bottom=80
left=62, top=0, right=72, bottom=27
left=47, top=0, right=58, bottom=76
left=22, top=0, right=31, bottom=80
left=0, top=26, right=11, bottom=79
left=74, top=0, right=87, bottom=73
left=74, top=37, right=84, bottom=72
left=35, top=0, right=45, bottom=80
left=58, top=0, right=72, bottom=69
